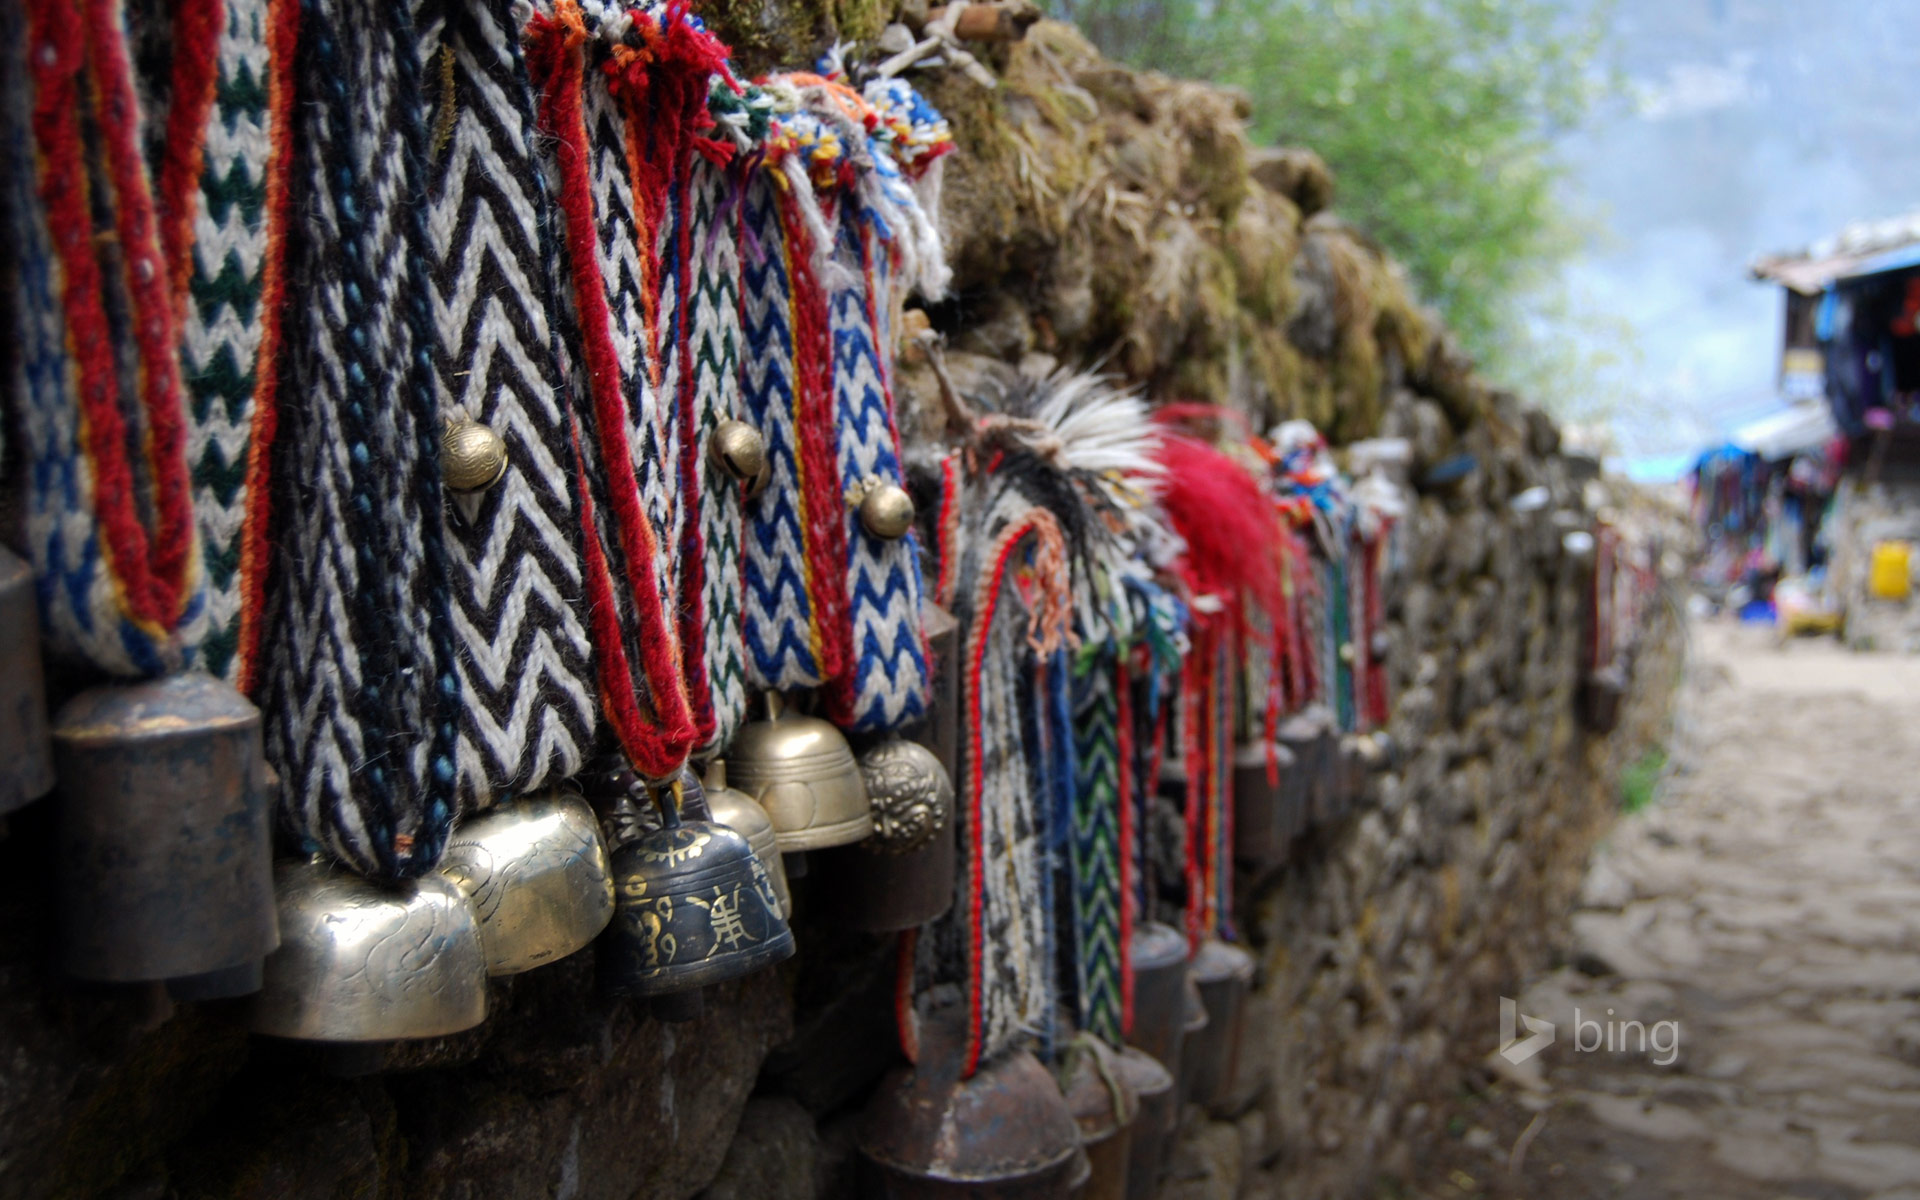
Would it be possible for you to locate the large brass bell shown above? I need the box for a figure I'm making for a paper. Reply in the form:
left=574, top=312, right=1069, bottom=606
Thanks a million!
left=816, top=737, right=955, bottom=931
left=52, top=673, right=278, bottom=997
left=858, top=1012, right=1090, bottom=1197
left=600, top=776, right=794, bottom=999
left=435, top=789, right=615, bottom=976
left=725, top=692, right=871, bottom=853
left=1231, top=741, right=1296, bottom=868
left=252, top=857, right=489, bottom=1041
left=1117, top=1047, right=1176, bottom=1200
left=702, top=760, right=792, bottom=919
left=1060, top=1036, right=1141, bottom=1200
left=0, top=546, right=54, bottom=816
left=1181, top=938, right=1256, bottom=1112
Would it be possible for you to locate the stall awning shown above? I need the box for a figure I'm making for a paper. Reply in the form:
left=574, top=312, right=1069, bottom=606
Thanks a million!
left=1729, top=401, right=1838, bottom=462
left=1751, top=211, right=1920, bottom=295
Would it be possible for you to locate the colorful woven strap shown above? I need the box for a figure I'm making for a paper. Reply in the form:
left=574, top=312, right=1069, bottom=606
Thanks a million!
left=1069, top=649, right=1125, bottom=1044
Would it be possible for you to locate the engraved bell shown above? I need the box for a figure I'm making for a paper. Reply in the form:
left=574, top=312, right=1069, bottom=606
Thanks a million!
left=1059, top=1035, right=1141, bottom=1200
left=815, top=737, right=955, bottom=932
left=858, top=1011, right=1091, bottom=1197
left=0, top=546, right=54, bottom=816
left=435, top=789, right=615, bottom=976
left=702, top=760, right=791, bottom=919
left=725, top=692, right=871, bottom=854
left=252, top=857, right=489, bottom=1041
left=600, top=777, right=794, bottom=1000
left=1179, top=937, right=1256, bottom=1112
left=52, top=673, right=278, bottom=997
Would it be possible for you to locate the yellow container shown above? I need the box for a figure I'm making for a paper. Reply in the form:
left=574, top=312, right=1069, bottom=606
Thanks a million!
left=1869, top=541, right=1912, bottom=600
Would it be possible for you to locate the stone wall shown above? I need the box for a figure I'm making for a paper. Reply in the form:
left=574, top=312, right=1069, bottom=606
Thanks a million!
left=0, top=7, right=1683, bottom=1200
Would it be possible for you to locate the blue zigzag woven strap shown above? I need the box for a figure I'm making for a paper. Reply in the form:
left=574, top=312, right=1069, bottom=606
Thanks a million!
left=1070, top=649, right=1125, bottom=1044
left=737, top=169, right=827, bottom=689
left=824, top=211, right=930, bottom=731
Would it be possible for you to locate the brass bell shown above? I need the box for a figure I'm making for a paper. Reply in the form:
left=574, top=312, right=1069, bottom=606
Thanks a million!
left=441, top=415, right=510, bottom=493
left=435, top=789, right=615, bottom=976
left=703, top=760, right=792, bottom=919
left=600, top=777, right=794, bottom=999
left=1231, top=741, right=1296, bottom=868
left=725, top=692, right=871, bottom=854
left=52, top=674, right=278, bottom=995
left=1180, top=937, right=1256, bottom=1112
left=252, top=857, right=489, bottom=1041
left=858, top=1011, right=1090, bottom=1197
left=1118, top=1047, right=1177, bottom=1200
left=1060, top=1036, right=1141, bottom=1200
left=857, top=480, right=916, bottom=541
left=0, top=546, right=54, bottom=816
left=709, top=418, right=769, bottom=484
left=815, top=737, right=955, bottom=932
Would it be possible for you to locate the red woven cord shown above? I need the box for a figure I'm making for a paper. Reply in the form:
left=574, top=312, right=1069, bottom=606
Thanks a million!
left=1115, top=650, right=1136, bottom=1037
left=669, top=168, right=715, bottom=744
left=527, top=3, right=694, bottom=776
left=934, top=451, right=962, bottom=608
left=567, top=414, right=663, bottom=767
left=234, top=0, right=300, bottom=696
left=155, top=0, right=223, bottom=309
left=28, top=0, right=196, bottom=630
left=777, top=190, right=850, bottom=682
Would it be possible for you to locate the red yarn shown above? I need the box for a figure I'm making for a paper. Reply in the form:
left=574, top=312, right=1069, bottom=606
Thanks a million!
left=1152, top=430, right=1286, bottom=642
left=528, top=2, right=695, bottom=777
left=29, top=0, right=197, bottom=632
left=670, top=169, right=714, bottom=745
left=234, top=0, right=301, bottom=695
left=155, top=0, right=223, bottom=311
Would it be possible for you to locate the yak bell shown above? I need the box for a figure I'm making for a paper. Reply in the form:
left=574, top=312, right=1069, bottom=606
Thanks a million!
left=1231, top=742, right=1296, bottom=868
left=252, top=858, right=489, bottom=1041
left=858, top=1011, right=1090, bottom=1197
left=53, top=673, right=278, bottom=995
left=1118, top=1047, right=1176, bottom=1200
left=725, top=692, right=871, bottom=853
left=1126, top=922, right=1190, bottom=1080
left=1060, top=1035, right=1141, bottom=1200
left=0, top=547, right=54, bottom=815
left=1180, top=938, right=1256, bottom=1112
left=600, top=778, right=794, bottom=999
left=435, top=789, right=615, bottom=976
left=703, top=760, right=791, bottom=919
left=816, top=738, right=955, bottom=932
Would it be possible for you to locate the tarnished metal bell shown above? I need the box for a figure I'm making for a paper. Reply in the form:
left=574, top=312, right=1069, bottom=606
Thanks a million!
left=600, top=779, right=794, bottom=998
left=1277, top=706, right=1332, bottom=830
left=435, top=789, right=614, bottom=976
left=709, top=418, right=769, bottom=484
left=858, top=1012, right=1090, bottom=1197
left=442, top=415, right=510, bottom=493
left=1334, top=732, right=1369, bottom=816
left=253, top=858, right=488, bottom=1041
left=817, top=737, right=955, bottom=932
left=53, top=674, right=278, bottom=994
left=1117, top=1047, right=1176, bottom=1200
left=0, top=547, right=54, bottom=815
left=1231, top=742, right=1297, bottom=868
left=726, top=692, right=871, bottom=853
left=1580, top=663, right=1627, bottom=734
left=1060, top=1036, right=1141, bottom=1200
left=1126, top=922, right=1190, bottom=1079
left=1181, top=938, right=1255, bottom=1111
left=857, top=481, right=917, bottom=541
left=703, top=760, right=791, bottom=918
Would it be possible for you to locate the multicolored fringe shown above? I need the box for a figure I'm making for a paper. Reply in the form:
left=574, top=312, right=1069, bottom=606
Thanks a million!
left=13, top=0, right=209, bottom=677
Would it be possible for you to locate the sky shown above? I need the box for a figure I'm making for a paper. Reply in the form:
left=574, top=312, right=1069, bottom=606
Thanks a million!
left=1549, top=0, right=1920, bottom=479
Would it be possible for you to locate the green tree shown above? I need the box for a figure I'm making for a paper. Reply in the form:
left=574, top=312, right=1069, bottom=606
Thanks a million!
left=1053, top=0, right=1612, bottom=404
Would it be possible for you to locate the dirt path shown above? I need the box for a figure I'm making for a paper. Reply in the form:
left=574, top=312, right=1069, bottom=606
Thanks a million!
left=1413, top=620, right=1920, bottom=1200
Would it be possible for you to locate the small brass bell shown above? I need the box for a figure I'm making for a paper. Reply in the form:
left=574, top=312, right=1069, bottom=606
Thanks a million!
left=53, top=674, right=278, bottom=994
left=252, top=858, right=489, bottom=1041
left=816, top=737, right=956, bottom=932
left=857, top=481, right=917, bottom=541
left=709, top=418, right=769, bottom=484
left=0, top=546, right=55, bottom=815
left=703, top=760, right=791, bottom=919
left=435, top=789, right=615, bottom=976
left=600, top=777, right=794, bottom=999
left=858, top=1011, right=1090, bottom=1197
left=442, top=415, right=510, bottom=494
left=1180, top=938, right=1256, bottom=1112
left=1060, top=1035, right=1141, bottom=1200
left=725, top=692, right=871, bottom=854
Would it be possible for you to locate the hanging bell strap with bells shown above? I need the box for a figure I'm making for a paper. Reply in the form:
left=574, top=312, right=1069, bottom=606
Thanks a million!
left=600, top=772, right=794, bottom=999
